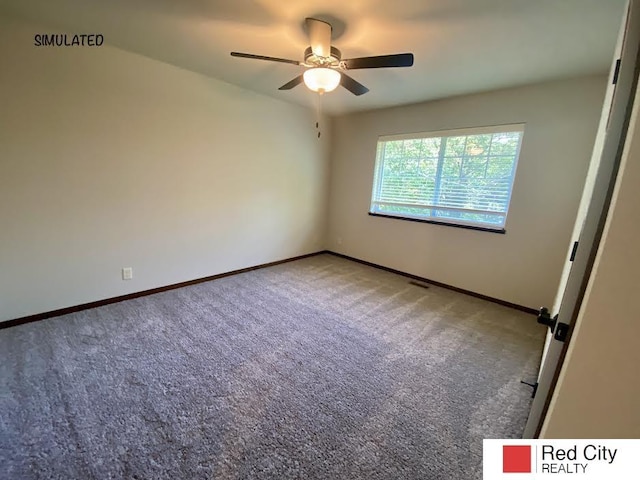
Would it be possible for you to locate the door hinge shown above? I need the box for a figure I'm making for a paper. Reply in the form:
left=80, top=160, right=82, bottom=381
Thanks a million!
left=613, top=58, right=621, bottom=85
left=520, top=380, right=539, bottom=398
left=570, top=241, right=579, bottom=262
left=554, top=322, right=570, bottom=342
left=537, top=307, right=557, bottom=331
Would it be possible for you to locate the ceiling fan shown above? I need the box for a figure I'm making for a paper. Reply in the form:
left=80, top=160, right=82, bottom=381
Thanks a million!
left=230, top=17, right=414, bottom=96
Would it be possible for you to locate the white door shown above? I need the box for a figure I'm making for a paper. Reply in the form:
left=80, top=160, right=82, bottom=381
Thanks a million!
left=523, top=0, right=640, bottom=438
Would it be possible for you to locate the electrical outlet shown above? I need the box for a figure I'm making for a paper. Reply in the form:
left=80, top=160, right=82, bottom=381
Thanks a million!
left=122, top=267, right=133, bottom=280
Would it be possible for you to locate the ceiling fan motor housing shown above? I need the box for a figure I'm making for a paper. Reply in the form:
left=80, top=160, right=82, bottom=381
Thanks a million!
left=304, top=46, right=342, bottom=66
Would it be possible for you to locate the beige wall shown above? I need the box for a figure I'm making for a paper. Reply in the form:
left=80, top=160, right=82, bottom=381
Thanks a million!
left=540, top=82, right=640, bottom=438
left=0, top=16, right=330, bottom=322
left=327, top=77, right=607, bottom=308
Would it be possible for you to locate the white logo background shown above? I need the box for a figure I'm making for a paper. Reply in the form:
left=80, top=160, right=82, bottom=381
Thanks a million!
left=483, top=439, right=640, bottom=479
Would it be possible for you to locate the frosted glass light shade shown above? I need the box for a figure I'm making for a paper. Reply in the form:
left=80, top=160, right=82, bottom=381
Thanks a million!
left=303, top=68, right=341, bottom=93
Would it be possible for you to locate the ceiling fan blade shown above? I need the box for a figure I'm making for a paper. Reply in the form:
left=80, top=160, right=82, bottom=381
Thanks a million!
left=306, top=18, right=332, bottom=58
left=278, top=75, right=304, bottom=91
left=340, top=73, right=369, bottom=96
left=230, top=52, right=301, bottom=66
left=342, top=53, right=414, bottom=70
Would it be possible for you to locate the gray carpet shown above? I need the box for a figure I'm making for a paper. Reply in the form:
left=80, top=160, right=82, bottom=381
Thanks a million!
left=0, top=254, right=545, bottom=479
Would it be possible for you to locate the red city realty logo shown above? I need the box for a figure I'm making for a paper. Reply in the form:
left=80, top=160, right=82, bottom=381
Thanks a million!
left=503, top=445, right=531, bottom=473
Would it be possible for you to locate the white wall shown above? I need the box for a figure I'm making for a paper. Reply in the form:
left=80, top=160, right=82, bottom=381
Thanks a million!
left=540, top=81, right=640, bottom=438
left=327, top=77, right=607, bottom=308
left=0, top=15, right=330, bottom=322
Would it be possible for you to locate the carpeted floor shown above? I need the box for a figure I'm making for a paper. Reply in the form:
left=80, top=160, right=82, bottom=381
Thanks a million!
left=0, top=253, right=545, bottom=479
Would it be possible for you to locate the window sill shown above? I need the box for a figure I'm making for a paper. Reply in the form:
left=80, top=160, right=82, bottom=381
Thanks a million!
left=368, top=212, right=506, bottom=234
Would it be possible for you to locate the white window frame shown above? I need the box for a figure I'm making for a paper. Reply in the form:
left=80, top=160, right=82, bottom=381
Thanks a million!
left=369, top=123, right=525, bottom=232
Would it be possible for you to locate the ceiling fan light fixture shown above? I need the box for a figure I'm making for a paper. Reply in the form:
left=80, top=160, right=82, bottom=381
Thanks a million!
left=303, top=68, right=341, bottom=94
left=231, top=17, right=414, bottom=97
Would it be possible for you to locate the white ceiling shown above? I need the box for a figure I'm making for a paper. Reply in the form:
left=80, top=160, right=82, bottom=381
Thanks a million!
left=1, top=0, right=627, bottom=115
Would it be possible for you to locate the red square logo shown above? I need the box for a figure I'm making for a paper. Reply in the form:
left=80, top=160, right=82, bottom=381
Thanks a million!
left=503, top=445, right=531, bottom=473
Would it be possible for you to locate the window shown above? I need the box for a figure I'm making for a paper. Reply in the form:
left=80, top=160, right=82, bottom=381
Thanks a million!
left=369, top=124, right=524, bottom=232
